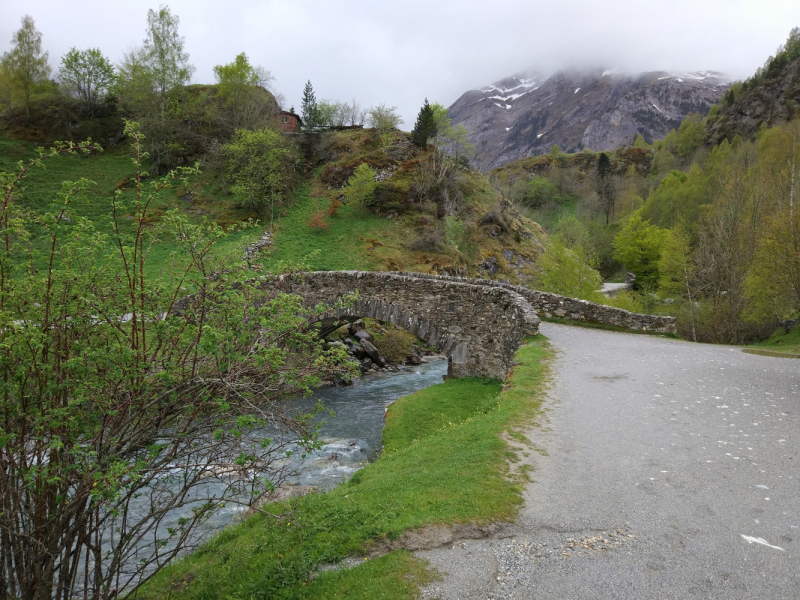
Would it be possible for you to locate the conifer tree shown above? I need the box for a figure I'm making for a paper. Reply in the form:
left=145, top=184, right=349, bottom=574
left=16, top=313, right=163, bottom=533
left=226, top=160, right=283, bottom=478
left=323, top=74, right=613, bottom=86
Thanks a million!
left=411, top=98, right=436, bottom=148
left=301, top=80, right=318, bottom=131
left=596, top=152, right=615, bottom=224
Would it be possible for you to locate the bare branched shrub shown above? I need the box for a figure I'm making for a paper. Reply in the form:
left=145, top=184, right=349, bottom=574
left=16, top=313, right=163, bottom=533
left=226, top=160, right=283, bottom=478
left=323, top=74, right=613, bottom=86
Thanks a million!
left=480, top=205, right=510, bottom=232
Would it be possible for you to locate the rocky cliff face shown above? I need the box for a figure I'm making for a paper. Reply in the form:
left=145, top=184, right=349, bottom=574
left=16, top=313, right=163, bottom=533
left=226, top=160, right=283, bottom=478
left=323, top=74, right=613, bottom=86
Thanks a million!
left=448, top=69, right=730, bottom=170
left=707, top=56, right=800, bottom=145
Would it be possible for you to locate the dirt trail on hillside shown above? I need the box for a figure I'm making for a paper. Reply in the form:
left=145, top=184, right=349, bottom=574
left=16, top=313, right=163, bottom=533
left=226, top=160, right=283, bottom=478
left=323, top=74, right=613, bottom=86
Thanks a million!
left=417, top=322, right=800, bottom=599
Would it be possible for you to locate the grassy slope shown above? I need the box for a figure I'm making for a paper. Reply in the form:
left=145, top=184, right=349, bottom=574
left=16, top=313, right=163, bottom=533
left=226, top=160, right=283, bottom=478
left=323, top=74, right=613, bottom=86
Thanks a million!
left=2, top=131, right=544, bottom=279
left=261, top=182, right=397, bottom=271
left=262, top=129, right=544, bottom=277
left=141, top=336, right=550, bottom=599
left=0, top=137, right=262, bottom=278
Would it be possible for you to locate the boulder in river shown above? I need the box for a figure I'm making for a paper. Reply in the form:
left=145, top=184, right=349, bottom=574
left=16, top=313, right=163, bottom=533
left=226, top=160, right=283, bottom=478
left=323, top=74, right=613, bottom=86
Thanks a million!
left=348, top=319, right=366, bottom=335
left=354, top=330, right=374, bottom=343
left=359, top=340, right=386, bottom=367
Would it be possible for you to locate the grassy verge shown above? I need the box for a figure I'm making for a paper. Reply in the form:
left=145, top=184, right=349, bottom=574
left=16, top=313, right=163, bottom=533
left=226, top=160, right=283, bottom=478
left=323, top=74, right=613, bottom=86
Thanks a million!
left=746, top=325, right=800, bottom=357
left=141, top=335, right=551, bottom=599
left=382, top=378, right=502, bottom=453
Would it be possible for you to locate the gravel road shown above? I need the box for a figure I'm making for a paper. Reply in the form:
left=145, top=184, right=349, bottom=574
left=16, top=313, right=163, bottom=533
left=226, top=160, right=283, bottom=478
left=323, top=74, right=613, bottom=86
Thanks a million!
left=418, top=322, right=799, bottom=599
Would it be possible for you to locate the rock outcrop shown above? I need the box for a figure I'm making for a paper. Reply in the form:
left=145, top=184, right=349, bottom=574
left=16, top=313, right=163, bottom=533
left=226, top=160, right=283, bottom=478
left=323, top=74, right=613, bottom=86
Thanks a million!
left=706, top=56, right=800, bottom=145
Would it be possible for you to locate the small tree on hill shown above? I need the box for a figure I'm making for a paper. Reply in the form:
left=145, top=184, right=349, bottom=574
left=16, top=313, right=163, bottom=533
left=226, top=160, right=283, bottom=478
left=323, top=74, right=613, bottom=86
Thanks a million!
left=1, top=15, right=51, bottom=118
left=343, top=162, right=377, bottom=214
left=411, top=98, right=437, bottom=148
left=213, top=52, right=276, bottom=131
left=58, top=47, right=116, bottom=116
left=142, top=6, right=194, bottom=98
left=115, top=6, right=194, bottom=172
left=367, top=103, right=403, bottom=136
left=223, top=127, right=292, bottom=225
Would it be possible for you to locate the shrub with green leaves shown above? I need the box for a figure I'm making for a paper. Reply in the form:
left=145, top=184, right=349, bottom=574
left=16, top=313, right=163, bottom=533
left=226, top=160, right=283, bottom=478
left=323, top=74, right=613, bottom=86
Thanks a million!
left=343, top=162, right=377, bottom=213
left=0, top=122, right=356, bottom=599
left=222, top=126, right=293, bottom=223
left=374, top=328, right=418, bottom=363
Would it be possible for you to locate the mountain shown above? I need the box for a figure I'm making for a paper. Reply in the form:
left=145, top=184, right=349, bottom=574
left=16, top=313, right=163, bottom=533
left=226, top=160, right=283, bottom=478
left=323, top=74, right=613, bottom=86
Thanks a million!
left=448, top=69, right=730, bottom=170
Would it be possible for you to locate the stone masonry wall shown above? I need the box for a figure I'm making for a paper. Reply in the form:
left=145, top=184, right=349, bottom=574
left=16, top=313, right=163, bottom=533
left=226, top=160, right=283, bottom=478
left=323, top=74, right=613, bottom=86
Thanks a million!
left=385, top=272, right=677, bottom=334
left=276, top=271, right=540, bottom=380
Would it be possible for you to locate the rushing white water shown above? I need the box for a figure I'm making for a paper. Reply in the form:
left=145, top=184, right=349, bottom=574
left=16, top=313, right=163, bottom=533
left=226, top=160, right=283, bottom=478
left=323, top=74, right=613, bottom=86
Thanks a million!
left=208, top=358, right=449, bottom=524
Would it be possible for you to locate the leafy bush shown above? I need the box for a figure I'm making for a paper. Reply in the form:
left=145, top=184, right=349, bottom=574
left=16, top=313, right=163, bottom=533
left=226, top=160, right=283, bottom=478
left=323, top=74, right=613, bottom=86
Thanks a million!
left=374, top=328, right=418, bottom=363
left=519, top=176, right=559, bottom=207
left=0, top=124, right=357, bottom=598
left=534, top=237, right=604, bottom=301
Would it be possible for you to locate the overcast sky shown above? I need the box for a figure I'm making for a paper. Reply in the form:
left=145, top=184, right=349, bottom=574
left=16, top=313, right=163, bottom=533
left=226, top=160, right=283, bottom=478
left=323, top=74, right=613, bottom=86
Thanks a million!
left=2, top=0, right=799, bottom=128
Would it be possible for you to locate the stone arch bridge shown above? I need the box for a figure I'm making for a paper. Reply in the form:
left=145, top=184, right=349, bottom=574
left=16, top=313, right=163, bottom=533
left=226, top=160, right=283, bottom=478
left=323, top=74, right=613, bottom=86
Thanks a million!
left=276, top=271, right=676, bottom=380
left=276, top=271, right=540, bottom=379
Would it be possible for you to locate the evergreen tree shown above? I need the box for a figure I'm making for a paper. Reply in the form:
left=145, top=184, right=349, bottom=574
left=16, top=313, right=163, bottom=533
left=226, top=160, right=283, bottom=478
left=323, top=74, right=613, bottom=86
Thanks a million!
left=301, top=80, right=318, bottom=131
left=595, top=152, right=615, bottom=224
left=411, top=98, right=436, bottom=148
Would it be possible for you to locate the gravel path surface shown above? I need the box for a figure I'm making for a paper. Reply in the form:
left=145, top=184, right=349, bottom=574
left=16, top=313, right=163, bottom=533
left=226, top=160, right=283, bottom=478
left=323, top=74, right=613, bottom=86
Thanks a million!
left=418, top=322, right=799, bottom=599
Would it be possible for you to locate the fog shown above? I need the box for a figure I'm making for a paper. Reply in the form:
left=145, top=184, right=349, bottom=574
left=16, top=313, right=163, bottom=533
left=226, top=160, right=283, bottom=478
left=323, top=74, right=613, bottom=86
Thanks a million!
left=2, top=0, right=798, bottom=128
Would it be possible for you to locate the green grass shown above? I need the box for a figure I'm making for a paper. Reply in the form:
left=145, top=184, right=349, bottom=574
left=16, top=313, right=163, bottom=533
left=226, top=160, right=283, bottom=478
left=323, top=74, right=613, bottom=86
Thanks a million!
left=382, top=378, right=502, bottom=453
left=140, top=335, right=551, bottom=599
left=261, top=183, right=398, bottom=272
left=293, top=550, right=438, bottom=600
left=747, top=324, right=800, bottom=356
left=0, top=136, right=263, bottom=278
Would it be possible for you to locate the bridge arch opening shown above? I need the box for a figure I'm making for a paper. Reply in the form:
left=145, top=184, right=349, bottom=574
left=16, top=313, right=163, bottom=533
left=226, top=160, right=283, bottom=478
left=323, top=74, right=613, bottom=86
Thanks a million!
left=314, top=299, right=467, bottom=377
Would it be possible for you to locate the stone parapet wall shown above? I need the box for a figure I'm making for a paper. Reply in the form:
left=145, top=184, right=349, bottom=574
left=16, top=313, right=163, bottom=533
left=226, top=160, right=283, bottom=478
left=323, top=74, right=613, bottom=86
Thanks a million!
left=386, top=272, right=677, bottom=334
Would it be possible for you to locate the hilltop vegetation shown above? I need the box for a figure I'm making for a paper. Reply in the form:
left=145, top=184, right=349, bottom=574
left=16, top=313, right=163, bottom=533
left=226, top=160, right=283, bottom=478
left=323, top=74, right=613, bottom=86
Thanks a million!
left=262, top=127, right=544, bottom=276
left=707, top=27, right=800, bottom=144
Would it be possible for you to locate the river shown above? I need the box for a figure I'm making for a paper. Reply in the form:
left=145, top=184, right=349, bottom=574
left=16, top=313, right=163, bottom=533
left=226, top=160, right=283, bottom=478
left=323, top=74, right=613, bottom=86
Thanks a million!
left=209, top=357, right=449, bottom=525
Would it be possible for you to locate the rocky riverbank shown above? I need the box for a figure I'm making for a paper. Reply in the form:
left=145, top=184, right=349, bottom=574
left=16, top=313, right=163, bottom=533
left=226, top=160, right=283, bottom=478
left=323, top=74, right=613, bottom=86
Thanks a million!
left=328, top=319, right=440, bottom=379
